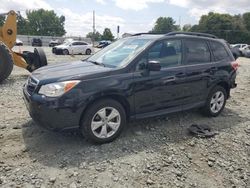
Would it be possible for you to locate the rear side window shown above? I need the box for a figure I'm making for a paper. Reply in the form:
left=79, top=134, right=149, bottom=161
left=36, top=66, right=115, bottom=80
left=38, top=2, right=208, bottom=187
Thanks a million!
left=184, top=40, right=211, bottom=64
left=79, top=42, right=87, bottom=45
left=210, top=41, right=229, bottom=61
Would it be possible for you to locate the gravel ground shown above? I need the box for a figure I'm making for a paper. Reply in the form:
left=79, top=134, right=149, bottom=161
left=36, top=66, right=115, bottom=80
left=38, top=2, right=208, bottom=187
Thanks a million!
left=0, top=46, right=250, bottom=188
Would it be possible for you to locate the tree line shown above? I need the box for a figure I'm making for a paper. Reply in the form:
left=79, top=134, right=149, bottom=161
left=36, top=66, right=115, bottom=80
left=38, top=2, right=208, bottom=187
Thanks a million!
left=1, top=8, right=250, bottom=43
left=150, top=12, right=250, bottom=44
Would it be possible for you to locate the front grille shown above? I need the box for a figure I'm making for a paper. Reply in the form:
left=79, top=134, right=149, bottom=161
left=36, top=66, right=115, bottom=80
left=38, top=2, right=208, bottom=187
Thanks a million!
left=26, top=77, right=39, bottom=95
left=52, top=47, right=56, bottom=53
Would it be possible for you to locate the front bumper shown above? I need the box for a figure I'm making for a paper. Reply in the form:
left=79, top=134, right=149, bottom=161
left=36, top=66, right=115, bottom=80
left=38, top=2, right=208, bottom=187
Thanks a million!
left=23, top=88, right=83, bottom=131
left=52, top=48, right=64, bottom=55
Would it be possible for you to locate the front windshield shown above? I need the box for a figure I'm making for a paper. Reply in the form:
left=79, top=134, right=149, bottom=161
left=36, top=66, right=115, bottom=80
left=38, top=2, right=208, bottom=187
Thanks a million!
left=87, top=37, right=152, bottom=68
left=63, top=41, right=71, bottom=46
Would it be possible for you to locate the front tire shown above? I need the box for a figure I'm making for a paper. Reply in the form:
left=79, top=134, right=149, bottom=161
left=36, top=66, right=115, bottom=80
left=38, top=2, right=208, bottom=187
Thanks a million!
left=202, top=86, right=227, bottom=117
left=85, top=49, right=91, bottom=55
left=81, top=99, right=126, bottom=144
left=63, top=49, right=69, bottom=55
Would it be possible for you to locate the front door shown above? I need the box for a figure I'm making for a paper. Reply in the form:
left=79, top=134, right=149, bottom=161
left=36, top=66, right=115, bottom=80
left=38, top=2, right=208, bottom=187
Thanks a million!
left=133, top=39, right=187, bottom=116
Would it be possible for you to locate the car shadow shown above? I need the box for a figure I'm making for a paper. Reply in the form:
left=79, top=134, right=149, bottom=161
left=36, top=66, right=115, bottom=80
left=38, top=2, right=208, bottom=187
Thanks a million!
left=21, top=107, right=249, bottom=168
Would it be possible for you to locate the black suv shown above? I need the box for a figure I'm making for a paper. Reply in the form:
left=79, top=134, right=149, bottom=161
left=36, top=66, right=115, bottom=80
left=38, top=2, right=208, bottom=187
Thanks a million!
left=32, top=38, right=42, bottom=47
left=23, top=32, right=238, bottom=143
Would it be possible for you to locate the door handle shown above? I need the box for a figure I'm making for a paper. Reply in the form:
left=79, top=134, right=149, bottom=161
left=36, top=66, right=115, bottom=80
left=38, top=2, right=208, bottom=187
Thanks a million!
left=163, top=76, right=175, bottom=83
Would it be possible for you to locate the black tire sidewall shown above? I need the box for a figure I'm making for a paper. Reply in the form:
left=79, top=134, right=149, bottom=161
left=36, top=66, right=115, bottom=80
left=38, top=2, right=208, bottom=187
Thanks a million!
left=204, top=86, right=227, bottom=117
left=81, top=99, right=126, bottom=144
left=86, top=49, right=91, bottom=55
left=63, top=49, right=69, bottom=55
left=0, top=42, right=14, bottom=82
left=33, top=48, right=48, bottom=69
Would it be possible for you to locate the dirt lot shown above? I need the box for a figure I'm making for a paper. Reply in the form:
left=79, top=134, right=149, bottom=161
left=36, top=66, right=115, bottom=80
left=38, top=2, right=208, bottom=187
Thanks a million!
left=0, top=46, right=250, bottom=188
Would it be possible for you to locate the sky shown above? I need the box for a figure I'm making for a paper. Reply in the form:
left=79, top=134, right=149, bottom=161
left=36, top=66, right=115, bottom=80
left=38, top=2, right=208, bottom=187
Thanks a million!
left=1, top=0, right=250, bottom=37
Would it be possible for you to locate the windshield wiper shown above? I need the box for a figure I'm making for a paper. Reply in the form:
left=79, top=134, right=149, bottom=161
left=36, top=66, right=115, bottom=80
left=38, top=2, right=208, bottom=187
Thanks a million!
left=87, top=60, right=105, bottom=67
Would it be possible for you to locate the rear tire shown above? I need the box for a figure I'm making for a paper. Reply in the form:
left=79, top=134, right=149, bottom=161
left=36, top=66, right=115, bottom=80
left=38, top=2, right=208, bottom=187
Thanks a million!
left=0, top=42, right=14, bottom=82
left=80, top=99, right=126, bottom=144
left=202, top=86, right=227, bottom=117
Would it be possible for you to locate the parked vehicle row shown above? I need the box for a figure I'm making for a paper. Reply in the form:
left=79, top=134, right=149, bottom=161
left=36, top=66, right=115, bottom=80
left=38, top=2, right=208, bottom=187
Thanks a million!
left=15, top=38, right=91, bottom=50
left=231, top=43, right=250, bottom=58
left=23, top=32, right=238, bottom=143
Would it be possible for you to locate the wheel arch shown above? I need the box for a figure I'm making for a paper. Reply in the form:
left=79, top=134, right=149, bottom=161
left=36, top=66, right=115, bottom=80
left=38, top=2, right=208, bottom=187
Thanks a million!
left=79, top=93, right=131, bottom=127
left=85, top=48, right=92, bottom=54
left=210, top=81, right=230, bottom=99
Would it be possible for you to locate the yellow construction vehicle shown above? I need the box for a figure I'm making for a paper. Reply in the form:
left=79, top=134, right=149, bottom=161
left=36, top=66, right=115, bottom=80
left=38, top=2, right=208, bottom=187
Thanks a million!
left=0, top=10, right=47, bottom=82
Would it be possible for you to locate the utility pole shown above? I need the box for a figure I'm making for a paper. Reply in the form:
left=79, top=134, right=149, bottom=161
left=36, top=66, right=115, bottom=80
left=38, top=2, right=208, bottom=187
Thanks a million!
left=117, top=25, right=120, bottom=40
left=179, top=16, right=181, bottom=30
left=92, top=10, right=95, bottom=46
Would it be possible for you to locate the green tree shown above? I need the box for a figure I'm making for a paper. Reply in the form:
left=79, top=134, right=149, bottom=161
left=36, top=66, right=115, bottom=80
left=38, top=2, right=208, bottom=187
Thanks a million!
left=102, top=28, right=114, bottom=41
left=190, top=12, right=250, bottom=43
left=26, top=9, right=66, bottom=36
left=86, top=31, right=102, bottom=41
left=150, top=17, right=178, bottom=34
left=243, top=12, right=250, bottom=31
left=182, top=24, right=192, bottom=31
left=198, top=12, right=234, bottom=39
left=16, top=13, right=28, bottom=35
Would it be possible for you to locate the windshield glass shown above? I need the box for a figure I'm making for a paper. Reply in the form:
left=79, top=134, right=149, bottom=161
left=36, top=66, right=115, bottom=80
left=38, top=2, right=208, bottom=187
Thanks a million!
left=87, top=38, right=152, bottom=68
left=62, top=41, right=72, bottom=46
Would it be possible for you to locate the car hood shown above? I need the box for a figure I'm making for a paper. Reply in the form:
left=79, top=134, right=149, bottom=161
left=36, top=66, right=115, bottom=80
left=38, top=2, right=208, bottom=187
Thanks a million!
left=32, top=61, right=111, bottom=84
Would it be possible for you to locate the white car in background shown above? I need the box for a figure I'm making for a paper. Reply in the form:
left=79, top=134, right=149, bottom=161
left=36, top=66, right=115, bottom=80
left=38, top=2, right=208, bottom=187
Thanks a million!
left=231, top=43, right=248, bottom=56
left=231, top=43, right=248, bottom=49
left=52, top=41, right=93, bottom=55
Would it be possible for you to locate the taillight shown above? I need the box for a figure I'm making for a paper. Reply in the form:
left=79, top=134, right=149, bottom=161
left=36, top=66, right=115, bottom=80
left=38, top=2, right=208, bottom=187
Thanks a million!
left=231, top=61, right=239, bottom=71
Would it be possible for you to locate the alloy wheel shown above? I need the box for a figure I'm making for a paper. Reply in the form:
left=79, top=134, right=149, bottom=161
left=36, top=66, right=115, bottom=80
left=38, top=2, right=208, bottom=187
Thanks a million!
left=210, top=91, right=225, bottom=113
left=91, top=107, right=121, bottom=139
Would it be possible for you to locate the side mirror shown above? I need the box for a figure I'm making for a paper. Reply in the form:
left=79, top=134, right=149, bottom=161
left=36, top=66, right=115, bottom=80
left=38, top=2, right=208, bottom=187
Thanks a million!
left=148, top=60, right=161, bottom=71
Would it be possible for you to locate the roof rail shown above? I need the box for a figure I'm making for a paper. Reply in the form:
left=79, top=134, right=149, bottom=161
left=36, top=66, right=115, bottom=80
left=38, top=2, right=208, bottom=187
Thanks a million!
left=131, top=32, right=153, bottom=36
left=132, top=32, right=165, bottom=36
left=166, top=32, right=218, bottom=39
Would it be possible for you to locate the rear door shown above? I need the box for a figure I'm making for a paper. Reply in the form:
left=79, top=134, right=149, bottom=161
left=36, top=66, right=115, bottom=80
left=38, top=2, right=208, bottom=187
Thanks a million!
left=79, top=42, right=88, bottom=54
left=70, top=42, right=79, bottom=54
left=182, top=39, right=213, bottom=107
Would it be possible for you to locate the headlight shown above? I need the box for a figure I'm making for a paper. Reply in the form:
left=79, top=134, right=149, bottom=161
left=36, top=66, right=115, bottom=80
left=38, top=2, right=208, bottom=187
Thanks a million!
left=39, top=80, right=80, bottom=97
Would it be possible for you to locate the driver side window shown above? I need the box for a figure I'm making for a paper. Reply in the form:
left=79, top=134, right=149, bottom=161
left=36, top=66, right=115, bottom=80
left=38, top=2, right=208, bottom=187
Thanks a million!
left=136, top=39, right=182, bottom=70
